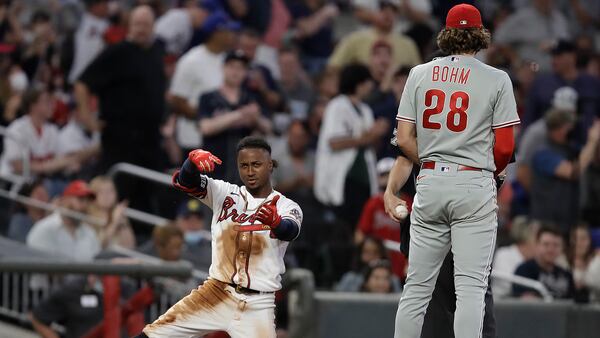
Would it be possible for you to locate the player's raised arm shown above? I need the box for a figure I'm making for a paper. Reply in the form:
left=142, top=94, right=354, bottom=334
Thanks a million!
left=171, top=149, right=222, bottom=198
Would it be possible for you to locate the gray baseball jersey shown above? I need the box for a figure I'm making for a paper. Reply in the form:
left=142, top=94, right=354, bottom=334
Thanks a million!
left=396, top=55, right=520, bottom=171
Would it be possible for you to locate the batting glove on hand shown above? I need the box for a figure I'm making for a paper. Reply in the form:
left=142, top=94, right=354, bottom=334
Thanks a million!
left=189, top=149, right=222, bottom=173
left=255, top=195, right=281, bottom=229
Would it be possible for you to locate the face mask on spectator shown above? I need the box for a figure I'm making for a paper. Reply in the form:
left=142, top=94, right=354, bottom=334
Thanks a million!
left=184, top=231, right=206, bottom=244
left=9, top=71, right=28, bottom=93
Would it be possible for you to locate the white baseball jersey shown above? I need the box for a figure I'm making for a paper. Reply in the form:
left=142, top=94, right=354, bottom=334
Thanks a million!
left=197, top=176, right=303, bottom=292
left=396, top=55, right=520, bottom=172
left=0, top=115, right=60, bottom=178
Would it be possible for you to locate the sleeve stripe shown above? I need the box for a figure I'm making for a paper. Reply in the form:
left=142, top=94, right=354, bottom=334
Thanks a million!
left=492, top=119, right=520, bottom=129
left=396, top=116, right=416, bottom=123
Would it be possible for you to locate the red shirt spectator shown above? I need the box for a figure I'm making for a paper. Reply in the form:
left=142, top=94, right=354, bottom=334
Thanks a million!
left=356, top=191, right=413, bottom=279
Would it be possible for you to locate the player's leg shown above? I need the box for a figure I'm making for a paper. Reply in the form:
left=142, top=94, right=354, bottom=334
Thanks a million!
left=450, top=173, right=497, bottom=338
left=227, top=291, right=277, bottom=338
left=420, top=252, right=456, bottom=338
left=142, top=279, right=234, bottom=338
left=394, top=177, right=451, bottom=338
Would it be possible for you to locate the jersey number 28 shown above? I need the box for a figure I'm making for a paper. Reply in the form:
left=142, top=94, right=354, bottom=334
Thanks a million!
left=423, top=89, right=469, bottom=132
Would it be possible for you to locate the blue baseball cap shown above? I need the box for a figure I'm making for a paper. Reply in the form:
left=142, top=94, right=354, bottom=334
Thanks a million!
left=202, top=10, right=241, bottom=35
left=177, top=200, right=204, bottom=217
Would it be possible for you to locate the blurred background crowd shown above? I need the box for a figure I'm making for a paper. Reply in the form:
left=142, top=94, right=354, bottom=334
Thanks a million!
left=0, top=0, right=600, bottom=336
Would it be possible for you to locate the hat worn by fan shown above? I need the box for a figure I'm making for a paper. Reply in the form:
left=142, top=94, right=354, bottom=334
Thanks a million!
left=446, top=4, right=483, bottom=29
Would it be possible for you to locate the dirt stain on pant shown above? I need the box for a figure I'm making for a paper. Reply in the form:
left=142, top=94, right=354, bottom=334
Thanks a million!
left=146, top=279, right=230, bottom=328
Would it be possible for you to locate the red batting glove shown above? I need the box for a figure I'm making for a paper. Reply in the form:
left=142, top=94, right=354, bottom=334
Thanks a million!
left=255, top=195, right=281, bottom=229
left=189, top=149, right=222, bottom=173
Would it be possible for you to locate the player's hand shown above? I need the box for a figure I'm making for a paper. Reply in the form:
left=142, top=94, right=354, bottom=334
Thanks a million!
left=383, top=189, right=408, bottom=222
left=255, top=195, right=281, bottom=228
left=188, top=149, right=222, bottom=173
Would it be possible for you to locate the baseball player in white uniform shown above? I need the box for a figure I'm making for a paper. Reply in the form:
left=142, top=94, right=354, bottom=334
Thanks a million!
left=392, top=4, right=518, bottom=338
left=137, top=136, right=303, bottom=338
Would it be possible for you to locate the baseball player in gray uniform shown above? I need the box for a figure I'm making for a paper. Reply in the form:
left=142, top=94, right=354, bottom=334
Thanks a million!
left=393, top=4, right=519, bottom=338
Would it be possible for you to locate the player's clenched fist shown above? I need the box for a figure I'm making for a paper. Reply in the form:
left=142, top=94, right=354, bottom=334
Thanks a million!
left=256, top=195, right=281, bottom=228
left=189, top=149, right=222, bottom=173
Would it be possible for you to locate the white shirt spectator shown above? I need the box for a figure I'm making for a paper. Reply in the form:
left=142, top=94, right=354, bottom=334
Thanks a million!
left=68, top=12, right=109, bottom=83
left=155, top=8, right=193, bottom=56
left=0, top=115, right=60, bottom=179
left=170, top=45, right=224, bottom=149
left=57, top=119, right=100, bottom=156
left=26, top=212, right=100, bottom=262
left=492, top=244, right=526, bottom=298
left=314, top=95, right=378, bottom=206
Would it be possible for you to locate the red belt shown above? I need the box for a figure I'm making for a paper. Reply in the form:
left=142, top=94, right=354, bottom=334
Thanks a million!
left=421, top=161, right=481, bottom=172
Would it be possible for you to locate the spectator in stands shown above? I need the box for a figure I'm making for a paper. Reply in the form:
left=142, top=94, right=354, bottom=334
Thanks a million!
left=238, top=28, right=285, bottom=113
left=198, top=50, right=272, bottom=182
left=360, top=259, right=398, bottom=294
left=175, top=199, right=211, bottom=270
left=66, top=0, right=109, bottom=84
left=286, top=0, right=338, bottom=75
left=517, top=86, right=578, bottom=193
left=494, top=0, right=570, bottom=71
left=522, top=40, right=600, bottom=133
left=20, top=10, right=56, bottom=86
left=315, top=64, right=387, bottom=226
left=328, top=1, right=421, bottom=70
left=151, top=223, right=185, bottom=262
left=315, top=68, right=339, bottom=100
left=87, top=176, right=135, bottom=249
left=272, top=120, right=315, bottom=208
left=56, top=107, right=101, bottom=179
left=492, top=217, right=539, bottom=298
left=336, top=236, right=401, bottom=292
left=75, top=5, right=166, bottom=172
left=225, top=0, right=271, bottom=36
left=306, top=96, right=327, bottom=149
left=168, top=10, right=239, bottom=156
left=278, top=47, right=315, bottom=120
left=370, top=66, right=411, bottom=158
left=530, top=109, right=600, bottom=232
left=0, top=88, right=78, bottom=184
left=1, top=64, right=28, bottom=127
left=512, top=226, right=575, bottom=300
left=155, top=2, right=208, bottom=56
left=30, top=275, right=104, bottom=338
left=0, top=0, right=23, bottom=46
left=354, top=157, right=408, bottom=279
left=365, top=40, right=394, bottom=106
left=27, top=180, right=101, bottom=261
left=568, top=224, right=594, bottom=301
left=7, top=180, right=49, bottom=243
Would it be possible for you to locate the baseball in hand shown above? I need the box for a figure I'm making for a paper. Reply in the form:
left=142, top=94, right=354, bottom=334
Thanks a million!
left=395, top=205, right=409, bottom=219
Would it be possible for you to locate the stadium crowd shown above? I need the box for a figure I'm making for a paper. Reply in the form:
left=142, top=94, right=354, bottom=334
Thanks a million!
left=1, top=0, right=600, bottom=336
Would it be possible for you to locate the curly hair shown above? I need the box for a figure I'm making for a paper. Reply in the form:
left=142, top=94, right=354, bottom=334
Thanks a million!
left=436, top=27, right=491, bottom=55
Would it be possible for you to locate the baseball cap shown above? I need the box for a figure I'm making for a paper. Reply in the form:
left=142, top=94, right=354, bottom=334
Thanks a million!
left=551, top=87, right=578, bottom=112
left=202, top=10, right=241, bottom=36
left=377, top=157, right=396, bottom=175
left=63, top=180, right=95, bottom=198
left=445, top=4, right=483, bottom=29
left=550, top=40, right=576, bottom=55
left=177, top=199, right=204, bottom=218
left=224, top=50, right=250, bottom=66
